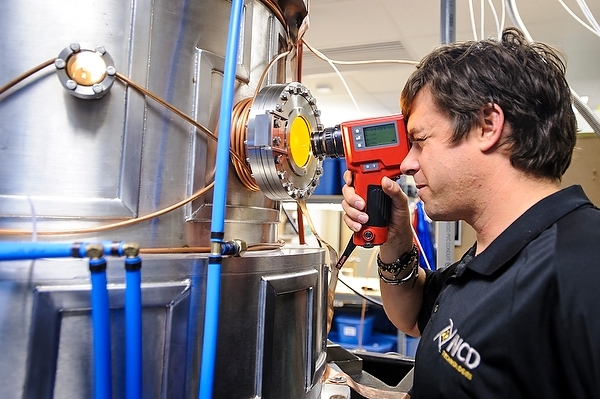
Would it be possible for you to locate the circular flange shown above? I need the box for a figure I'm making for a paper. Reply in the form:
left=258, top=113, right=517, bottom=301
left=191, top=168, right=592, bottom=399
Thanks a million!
left=55, top=43, right=116, bottom=99
left=246, top=82, right=324, bottom=201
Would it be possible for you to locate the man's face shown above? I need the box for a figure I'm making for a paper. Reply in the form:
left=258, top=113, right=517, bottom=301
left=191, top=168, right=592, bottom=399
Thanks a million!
left=400, top=88, right=481, bottom=221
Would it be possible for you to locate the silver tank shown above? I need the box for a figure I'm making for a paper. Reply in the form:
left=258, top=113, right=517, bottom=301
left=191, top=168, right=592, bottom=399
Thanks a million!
left=0, top=0, right=328, bottom=398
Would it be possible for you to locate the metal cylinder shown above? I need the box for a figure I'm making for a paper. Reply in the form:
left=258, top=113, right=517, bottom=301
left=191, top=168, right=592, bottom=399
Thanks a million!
left=0, top=248, right=326, bottom=398
left=311, top=125, right=346, bottom=159
left=0, top=0, right=297, bottom=248
left=0, top=0, right=327, bottom=398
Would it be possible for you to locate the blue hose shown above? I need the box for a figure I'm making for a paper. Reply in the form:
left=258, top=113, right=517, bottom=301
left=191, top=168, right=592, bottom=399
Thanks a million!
left=1, top=241, right=131, bottom=398
left=199, top=259, right=222, bottom=399
left=0, top=241, right=125, bottom=261
left=125, top=256, right=143, bottom=399
left=199, top=0, right=245, bottom=397
left=210, top=0, right=244, bottom=234
left=89, top=257, right=113, bottom=399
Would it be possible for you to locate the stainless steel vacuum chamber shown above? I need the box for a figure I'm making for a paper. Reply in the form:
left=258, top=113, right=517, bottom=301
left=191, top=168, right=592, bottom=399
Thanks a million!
left=0, top=0, right=328, bottom=397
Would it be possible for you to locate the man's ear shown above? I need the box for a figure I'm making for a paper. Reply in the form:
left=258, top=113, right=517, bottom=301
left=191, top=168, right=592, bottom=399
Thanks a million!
left=479, top=103, right=504, bottom=152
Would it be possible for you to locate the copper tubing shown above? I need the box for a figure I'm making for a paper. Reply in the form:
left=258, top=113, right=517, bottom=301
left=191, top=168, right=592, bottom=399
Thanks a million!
left=0, top=182, right=215, bottom=236
left=230, top=97, right=260, bottom=191
left=138, top=241, right=285, bottom=254
left=0, top=58, right=56, bottom=97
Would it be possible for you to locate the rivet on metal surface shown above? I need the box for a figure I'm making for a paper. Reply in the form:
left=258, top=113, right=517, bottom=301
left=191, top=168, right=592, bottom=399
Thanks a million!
left=69, top=43, right=81, bottom=52
left=106, top=66, right=116, bottom=76
left=95, top=46, right=106, bottom=55
left=54, top=58, right=66, bottom=69
left=66, top=80, right=77, bottom=90
left=92, top=84, right=103, bottom=94
left=275, top=103, right=283, bottom=112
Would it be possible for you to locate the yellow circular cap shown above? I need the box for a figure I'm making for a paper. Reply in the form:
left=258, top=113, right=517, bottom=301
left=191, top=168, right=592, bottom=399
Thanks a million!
left=289, top=116, right=311, bottom=168
left=66, top=51, right=107, bottom=86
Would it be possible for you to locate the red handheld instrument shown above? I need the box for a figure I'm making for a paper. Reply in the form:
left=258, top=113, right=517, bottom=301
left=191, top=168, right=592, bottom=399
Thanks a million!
left=336, top=114, right=410, bottom=247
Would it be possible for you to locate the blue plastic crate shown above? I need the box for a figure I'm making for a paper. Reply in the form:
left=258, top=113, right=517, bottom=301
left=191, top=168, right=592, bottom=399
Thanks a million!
left=334, top=314, right=375, bottom=345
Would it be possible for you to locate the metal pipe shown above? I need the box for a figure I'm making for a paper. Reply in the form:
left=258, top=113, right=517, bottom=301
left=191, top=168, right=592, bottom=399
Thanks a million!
left=440, top=0, right=456, bottom=44
left=437, top=0, right=456, bottom=268
left=200, top=0, right=245, bottom=398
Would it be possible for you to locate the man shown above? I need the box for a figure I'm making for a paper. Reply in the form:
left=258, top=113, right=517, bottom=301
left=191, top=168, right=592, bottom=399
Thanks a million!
left=341, top=27, right=600, bottom=398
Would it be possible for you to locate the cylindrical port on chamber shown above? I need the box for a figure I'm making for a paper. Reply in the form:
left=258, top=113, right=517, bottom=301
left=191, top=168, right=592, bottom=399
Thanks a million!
left=244, top=82, right=324, bottom=201
left=55, top=43, right=116, bottom=99
left=310, top=125, right=345, bottom=159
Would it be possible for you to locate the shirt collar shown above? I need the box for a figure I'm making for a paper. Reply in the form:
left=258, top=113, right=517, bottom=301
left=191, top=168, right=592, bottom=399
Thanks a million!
left=464, top=185, right=592, bottom=276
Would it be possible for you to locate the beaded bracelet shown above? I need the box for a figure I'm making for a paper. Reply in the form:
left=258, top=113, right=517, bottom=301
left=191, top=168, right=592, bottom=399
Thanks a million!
left=378, top=260, right=419, bottom=285
left=376, top=244, right=418, bottom=274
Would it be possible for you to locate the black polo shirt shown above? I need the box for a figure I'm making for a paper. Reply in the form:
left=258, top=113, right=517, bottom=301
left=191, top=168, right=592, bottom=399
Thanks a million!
left=411, top=185, right=600, bottom=398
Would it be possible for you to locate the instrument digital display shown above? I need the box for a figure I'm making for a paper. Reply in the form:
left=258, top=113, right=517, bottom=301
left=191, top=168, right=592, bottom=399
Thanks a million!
left=363, top=123, right=398, bottom=148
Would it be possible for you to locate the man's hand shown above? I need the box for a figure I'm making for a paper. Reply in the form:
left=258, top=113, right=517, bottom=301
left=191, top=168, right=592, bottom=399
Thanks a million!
left=341, top=171, right=414, bottom=263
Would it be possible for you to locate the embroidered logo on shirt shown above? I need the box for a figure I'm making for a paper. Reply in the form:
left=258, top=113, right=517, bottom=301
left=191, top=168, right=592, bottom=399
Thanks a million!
left=433, top=319, right=481, bottom=380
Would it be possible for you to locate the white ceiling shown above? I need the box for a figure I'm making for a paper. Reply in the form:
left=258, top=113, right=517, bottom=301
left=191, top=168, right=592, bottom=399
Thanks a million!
left=301, top=0, right=600, bottom=128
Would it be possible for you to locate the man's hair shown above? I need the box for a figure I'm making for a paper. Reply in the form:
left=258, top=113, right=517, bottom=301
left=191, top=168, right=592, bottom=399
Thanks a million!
left=400, top=27, right=577, bottom=180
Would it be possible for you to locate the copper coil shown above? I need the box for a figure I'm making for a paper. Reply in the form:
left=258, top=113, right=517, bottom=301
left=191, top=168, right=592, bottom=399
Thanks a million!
left=230, top=97, right=260, bottom=191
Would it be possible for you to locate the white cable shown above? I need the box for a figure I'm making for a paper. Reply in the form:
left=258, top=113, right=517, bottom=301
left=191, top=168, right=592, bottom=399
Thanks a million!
left=487, top=0, right=502, bottom=39
left=302, top=41, right=361, bottom=114
left=27, top=196, right=37, bottom=242
left=302, top=40, right=421, bottom=116
left=302, top=41, right=419, bottom=67
left=469, top=0, right=479, bottom=39
left=506, top=0, right=600, bottom=136
left=411, top=224, right=432, bottom=270
left=576, top=0, right=600, bottom=33
left=500, top=0, right=506, bottom=36
left=557, top=0, right=600, bottom=38
left=507, top=0, right=534, bottom=41
left=481, top=0, right=485, bottom=39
